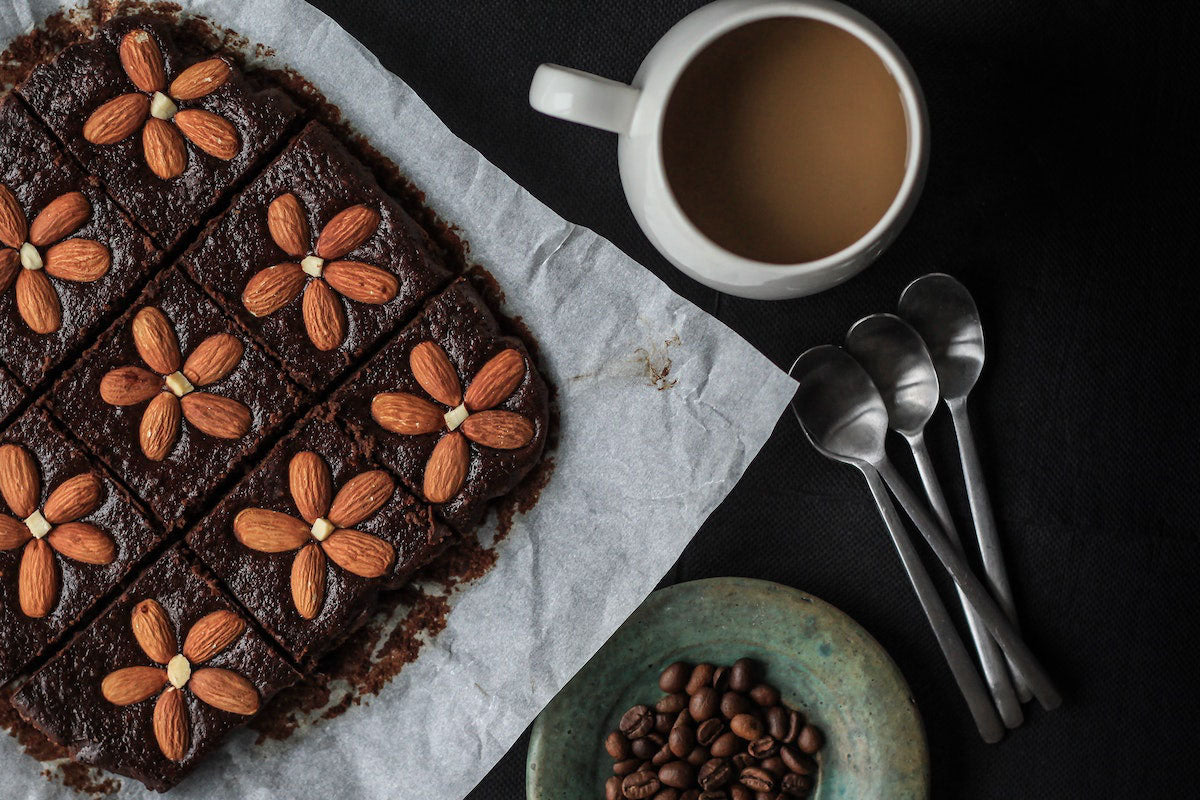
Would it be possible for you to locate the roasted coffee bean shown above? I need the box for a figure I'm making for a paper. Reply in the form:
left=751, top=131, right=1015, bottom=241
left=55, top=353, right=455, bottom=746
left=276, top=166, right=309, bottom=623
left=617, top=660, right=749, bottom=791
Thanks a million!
left=653, top=790, right=680, bottom=800
left=653, top=743, right=675, bottom=767
left=696, top=718, right=725, bottom=746
left=657, top=693, right=688, bottom=714
left=729, top=658, right=756, bottom=692
left=687, top=746, right=710, bottom=767
left=680, top=791, right=701, bottom=800
left=658, top=760, right=695, bottom=789
left=686, top=663, right=716, bottom=695
left=690, top=687, right=720, bottom=721
left=622, top=770, right=662, bottom=799
left=796, top=725, right=823, bottom=754
left=764, top=707, right=787, bottom=740
left=621, top=705, right=656, bottom=739
left=712, top=666, right=730, bottom=692
left=781, top=773, right=812, bottom=796
left=710, top=730, right=741, bottom=757
left=720, top=691, right=752, bottom=719
left=607, top=730, right=632, bottom=760
left=656, top=712, right=675, bottom=735
left=660, top=662, right=691, bottom=694
left=669, top=723, right=696, bottom=757
left=606, top=775, right=623, bottom=800
left=730, top=713, right=764, bottom=740
left=748, top=736, right=778, bottom=759
left=697, top=793, right=727, bottom=800
left=698, top=757, right=734, bottom=790
left=739, top=766, right=776, bottom=793
left=782, top=710, right=802, bottom=745
left=732, top=753, right=756, bottom=770
left=729, top=784, right=754, bottom=800
left=779, top=745, right=815, bottom=775
left=615, top=758, right=643, bottom=776
left=749, top=684, right=780, bottom=708
left=759, top=757, right=785, bottom=777
left=632, top=736, right=660, bottom=759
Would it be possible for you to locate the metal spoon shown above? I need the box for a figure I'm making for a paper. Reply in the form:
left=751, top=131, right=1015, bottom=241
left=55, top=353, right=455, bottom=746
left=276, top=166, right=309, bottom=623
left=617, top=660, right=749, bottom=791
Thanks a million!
left=899, top=274, right=1032, bottom=703
left=846, top=314, right=1023, bottom=729
left=790, top=346, right=1062, bottom=713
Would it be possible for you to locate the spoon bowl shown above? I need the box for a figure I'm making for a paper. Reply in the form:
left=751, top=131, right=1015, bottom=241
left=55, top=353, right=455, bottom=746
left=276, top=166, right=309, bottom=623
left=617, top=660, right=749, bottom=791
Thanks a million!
left=789, top=345, right=889, bottom=465
left=845, top=314, right=940, bottom=437
left=898, top=273, right=985, bottom=399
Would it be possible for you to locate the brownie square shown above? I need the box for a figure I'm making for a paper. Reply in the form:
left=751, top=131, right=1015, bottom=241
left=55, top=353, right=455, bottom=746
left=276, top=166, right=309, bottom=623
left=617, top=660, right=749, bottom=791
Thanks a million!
left=1, top=95, right=162, bottom=391
left=17, top=16, right=298, bottom=249
left=48, top=266, right=304, bottom=529
left=11, top=546, right=300, bottom=792
left=334, top=279, right=548, bottom=531
left=183, top=121, right=452, bottom=390
left=0, top=363, right=24, bottom=423
left=0, top=406, right=160, bottom=686
left=188, top=411, right=452, bottom=665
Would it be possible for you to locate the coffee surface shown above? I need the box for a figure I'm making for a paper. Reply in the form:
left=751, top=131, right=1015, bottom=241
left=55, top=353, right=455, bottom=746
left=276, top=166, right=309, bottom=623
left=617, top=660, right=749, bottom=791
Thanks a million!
left=662, top=17, right=908, bottom=264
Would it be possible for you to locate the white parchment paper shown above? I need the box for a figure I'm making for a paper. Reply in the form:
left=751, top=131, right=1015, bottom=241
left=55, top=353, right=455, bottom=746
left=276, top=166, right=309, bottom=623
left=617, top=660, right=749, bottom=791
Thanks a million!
left=0, top=1, right=798, bottom=797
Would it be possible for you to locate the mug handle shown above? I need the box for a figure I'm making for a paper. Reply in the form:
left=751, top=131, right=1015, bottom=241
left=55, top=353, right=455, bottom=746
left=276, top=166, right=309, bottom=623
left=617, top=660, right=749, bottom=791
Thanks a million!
left=529, top=64, right=640, bottom=134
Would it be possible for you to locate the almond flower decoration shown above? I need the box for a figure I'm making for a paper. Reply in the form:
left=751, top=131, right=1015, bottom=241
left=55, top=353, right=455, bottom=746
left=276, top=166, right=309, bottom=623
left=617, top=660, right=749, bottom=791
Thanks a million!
left=83, top=29, right=239, bottom=180
left=233, top=452, right=396, bottom=619
left=371, top=342, right=533, bottom=503
left=0, top=445, right=114, bottom=618
left=100, top=600, right=257, bottom=761
left=99, top=307, right=251, bottom=461
left=242, top=193, right=398, bottom=351
left=0, top=184, right=111, bottom=334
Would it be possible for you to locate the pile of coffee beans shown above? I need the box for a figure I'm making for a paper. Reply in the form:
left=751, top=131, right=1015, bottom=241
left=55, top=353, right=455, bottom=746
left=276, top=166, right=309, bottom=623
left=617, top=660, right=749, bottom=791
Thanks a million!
left=602, top=658, right=823, bottom=799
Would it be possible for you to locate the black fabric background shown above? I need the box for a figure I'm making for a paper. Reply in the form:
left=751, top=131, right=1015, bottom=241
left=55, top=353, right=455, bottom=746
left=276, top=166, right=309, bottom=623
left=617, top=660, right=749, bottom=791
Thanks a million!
left=307, top=2, right=1198, bottom=797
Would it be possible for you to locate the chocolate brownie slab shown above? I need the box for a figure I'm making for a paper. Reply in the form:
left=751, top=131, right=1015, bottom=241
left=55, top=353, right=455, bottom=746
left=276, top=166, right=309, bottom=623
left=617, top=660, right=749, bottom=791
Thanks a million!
left=0, top=405, right=160, bottom=685
left=17, top=16, right=298, bottom=249
left=0, top=95, right=161, bottom=390
left=184, top=121, right=452, bottom=390
left=11, top=546, right=300, bottom=792
left=0, top=363, right=24, bottom=423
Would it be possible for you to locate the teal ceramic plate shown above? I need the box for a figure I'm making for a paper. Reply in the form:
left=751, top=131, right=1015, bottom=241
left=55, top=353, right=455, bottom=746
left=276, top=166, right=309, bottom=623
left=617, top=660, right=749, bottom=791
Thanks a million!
left=527, top=577, right=928, bottom=799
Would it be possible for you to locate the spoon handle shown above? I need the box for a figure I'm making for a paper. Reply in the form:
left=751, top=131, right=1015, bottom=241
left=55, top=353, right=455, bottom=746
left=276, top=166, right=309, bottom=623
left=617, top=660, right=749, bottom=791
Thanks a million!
left=908, top=434, right=1024, bottom=729
left=946, top=397, right=1033, bottom=703
left=875, top=458, right=1062, bottom=710
left=860, top=466, right=1005, bottom=742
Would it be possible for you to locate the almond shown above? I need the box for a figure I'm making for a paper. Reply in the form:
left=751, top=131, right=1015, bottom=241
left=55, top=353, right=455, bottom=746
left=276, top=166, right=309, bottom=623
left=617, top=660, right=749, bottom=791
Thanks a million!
left=291, top=542, right=326, bottom=619
left=0, top=514, right=30, bottom=549
left=169, top=57, right=231, bottom=101
left=182, top=610, right=245, bottom=663
left=29, top=191, right=90, bottom=246
left=189, top=668, right=260, bottom=715
left=0, top=184, right=25, bottom=249
left=371, top=392, right=444, bottom=436
left=83, top=93, right=149, bottom=145
left=233, top=508, right=310, bottom=552
left=267, top=193, right=309, bottom=258
left=143, top=117, right=186, bottom=179
left=0, top=248, right=18, bottom=293
left=140, top=392, right=181, bottom=461
left=43, top=238, right=111, bottom=282
left=461, top=410, right=535, bottom=450
left=101, top=665, right=168, bottom=705
left=119, top=30, right=165, bottom=93
left=327, top=470, right=394, bottom=528
left=43, top=472, right=102, bottom=524
left=19, top=538, right=58, bottom=617
left=302, top=278, right=346, bottom=351
left=410, top=341, right=462, bottom=407
left=46, top=522, right=116, bottom=565
left=181, top=392, right=251, bottom=439
left=182, top=333, right=243, bottom=386
left=100, top=365, right=163, bottom=405
left=0, top=444, right=39, bottom=518
left=324, top=261, right=398, bottom=304
left=315, top=205, right=380, bottom=260
left=243, top=262, right=305, bottom=316
left=132, top=307, right=181, bottom=374
left=321, top=528, right=394, bottom=578
left=154, top=687, right=189, bottom=761
left=423, top=431, right=468, bottom=503
left=16, top=268, right=61, bottom=334
left=132, top=598, right=178, bottom=664
left=174, top=109, right=239, bottom=160
left=289, top=451, right=331, bottom=524
left=465, top=348, right=526, bottom=411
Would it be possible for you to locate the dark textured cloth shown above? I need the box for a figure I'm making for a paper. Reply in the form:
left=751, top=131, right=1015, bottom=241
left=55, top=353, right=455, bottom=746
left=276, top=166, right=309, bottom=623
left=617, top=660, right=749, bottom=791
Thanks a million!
left=310, top=2, right=1198, bottom=797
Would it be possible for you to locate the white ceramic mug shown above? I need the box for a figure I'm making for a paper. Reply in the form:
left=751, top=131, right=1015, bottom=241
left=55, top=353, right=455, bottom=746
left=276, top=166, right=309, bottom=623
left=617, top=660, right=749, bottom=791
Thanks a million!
left=529, top=0, right=928, bottom=300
